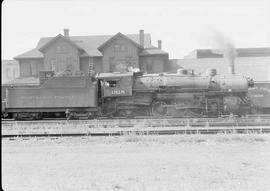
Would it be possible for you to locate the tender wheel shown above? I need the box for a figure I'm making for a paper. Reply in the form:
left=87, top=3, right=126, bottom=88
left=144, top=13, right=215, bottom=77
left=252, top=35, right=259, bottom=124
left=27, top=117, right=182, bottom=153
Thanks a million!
left=152, top=101, right=168, bottom=117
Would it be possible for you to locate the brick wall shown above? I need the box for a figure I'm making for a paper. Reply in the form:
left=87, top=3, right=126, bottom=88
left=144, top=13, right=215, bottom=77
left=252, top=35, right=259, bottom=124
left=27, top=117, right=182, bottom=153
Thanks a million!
left=140, top=55, right=168, bottom=73
left=101, top=36, right=139, bottom=72
left=43, top=38, right=80, bottom=75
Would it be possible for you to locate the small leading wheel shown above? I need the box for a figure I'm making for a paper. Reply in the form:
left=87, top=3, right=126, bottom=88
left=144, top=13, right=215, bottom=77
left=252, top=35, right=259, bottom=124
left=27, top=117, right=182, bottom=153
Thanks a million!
left=152, top=101, right=168, bottom=117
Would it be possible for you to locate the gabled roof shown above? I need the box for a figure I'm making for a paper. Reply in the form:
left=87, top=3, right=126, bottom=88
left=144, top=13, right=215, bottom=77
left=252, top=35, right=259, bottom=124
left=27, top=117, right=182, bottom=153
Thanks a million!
left=2, top=60, right=19, bottom=65
left=97, top=32, right=143, bottom=51
left=14, top=48, right=44, bottom=59
left=38, top=34, right=84, bottom=52
left=15, top=33, right=152, bottom=59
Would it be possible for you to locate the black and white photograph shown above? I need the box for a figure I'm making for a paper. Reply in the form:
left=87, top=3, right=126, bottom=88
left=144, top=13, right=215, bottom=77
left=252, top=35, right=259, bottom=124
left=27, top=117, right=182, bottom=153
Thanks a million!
left=2, top=0, right=270, bottom=190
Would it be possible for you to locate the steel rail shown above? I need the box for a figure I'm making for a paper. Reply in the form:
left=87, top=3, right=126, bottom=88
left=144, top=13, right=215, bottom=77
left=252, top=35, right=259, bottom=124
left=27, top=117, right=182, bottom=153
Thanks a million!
left=2, top=126, right=270, bottom=138
left=2, top=114, right=270, bottom=123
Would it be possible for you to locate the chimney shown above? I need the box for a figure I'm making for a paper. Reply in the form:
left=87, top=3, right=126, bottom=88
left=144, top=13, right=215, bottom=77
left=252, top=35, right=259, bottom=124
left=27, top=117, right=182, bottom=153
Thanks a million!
left=158, top=40, right=162, bottom=49
left=64, top=28, right=69, bottom=37
left=139, top=30, right=144, bottom=48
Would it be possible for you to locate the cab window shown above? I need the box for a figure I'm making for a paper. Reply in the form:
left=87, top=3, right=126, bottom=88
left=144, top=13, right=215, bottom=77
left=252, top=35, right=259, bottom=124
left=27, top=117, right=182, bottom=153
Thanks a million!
left=101, top=80, right=118, bottom=88
left=108, top=80, right=117, bottom=87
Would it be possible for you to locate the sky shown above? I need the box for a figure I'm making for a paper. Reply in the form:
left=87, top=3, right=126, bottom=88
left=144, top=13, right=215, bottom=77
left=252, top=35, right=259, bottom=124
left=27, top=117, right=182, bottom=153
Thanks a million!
left=2, top=0, right=270, bottom=59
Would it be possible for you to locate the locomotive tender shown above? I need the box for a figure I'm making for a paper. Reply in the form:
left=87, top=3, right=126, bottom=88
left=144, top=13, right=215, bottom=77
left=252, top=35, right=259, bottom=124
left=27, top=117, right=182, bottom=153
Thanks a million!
left=2, top=68, right=254, bottom=120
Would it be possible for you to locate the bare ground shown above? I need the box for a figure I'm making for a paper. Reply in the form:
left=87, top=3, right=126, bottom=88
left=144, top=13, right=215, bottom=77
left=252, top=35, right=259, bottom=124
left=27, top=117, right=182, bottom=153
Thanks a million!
left=2, top=134, right=270, bottom=191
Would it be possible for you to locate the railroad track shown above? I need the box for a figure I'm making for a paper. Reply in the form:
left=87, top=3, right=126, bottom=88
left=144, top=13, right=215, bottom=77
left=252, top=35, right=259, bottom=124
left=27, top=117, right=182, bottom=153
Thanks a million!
left=2, top=116, right=270, bottom=138
left=2, top=127, right=270, bottom=138
left=2, top=114, right=270, bottom=122
left=2, top=114, right=270, bottom=124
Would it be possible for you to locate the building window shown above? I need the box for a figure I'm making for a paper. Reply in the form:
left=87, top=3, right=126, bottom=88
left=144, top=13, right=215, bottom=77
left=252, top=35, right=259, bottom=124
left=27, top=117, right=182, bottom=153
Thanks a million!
left=51, top=59, right=56, bottom=72
left=114, top=44, right=120, bottom=52
left=13, top=68, right=19, bottom=78
left=110, top=63, right=116, bottom=72
left=31, top=62, right=37, bottom=76
left=56, top=45, right=68, bottom=53
left=109, top=57, right=115, bottom=72
left=6, top=68, right=12, bottom=79
left=146, top=63, right=152, bottom=72
left=120, top=45, right=127, bottom=51
left=114, top=44, right=127, bottom=52
left=146, top=57, right=153, bottom=72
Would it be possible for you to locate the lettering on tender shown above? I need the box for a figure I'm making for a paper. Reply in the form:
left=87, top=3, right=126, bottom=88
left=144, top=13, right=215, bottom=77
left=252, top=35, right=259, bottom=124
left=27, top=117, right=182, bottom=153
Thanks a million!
left=21, top=95, right=74, bottom=99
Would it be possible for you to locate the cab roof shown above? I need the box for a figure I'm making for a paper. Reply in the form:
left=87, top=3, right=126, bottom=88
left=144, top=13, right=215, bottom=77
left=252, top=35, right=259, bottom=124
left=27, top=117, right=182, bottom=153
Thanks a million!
left=95, top=72, right=133, bottom=79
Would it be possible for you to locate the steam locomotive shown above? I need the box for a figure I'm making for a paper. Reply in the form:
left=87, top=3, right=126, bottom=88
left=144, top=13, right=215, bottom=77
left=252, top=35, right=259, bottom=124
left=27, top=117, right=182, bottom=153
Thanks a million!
left=1, top=68, right=255, bottom=120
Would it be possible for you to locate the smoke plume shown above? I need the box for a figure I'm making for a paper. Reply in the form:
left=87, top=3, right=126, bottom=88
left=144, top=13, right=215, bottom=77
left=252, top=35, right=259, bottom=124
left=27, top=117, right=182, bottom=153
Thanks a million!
left=212, top=31, right=237, bottom=74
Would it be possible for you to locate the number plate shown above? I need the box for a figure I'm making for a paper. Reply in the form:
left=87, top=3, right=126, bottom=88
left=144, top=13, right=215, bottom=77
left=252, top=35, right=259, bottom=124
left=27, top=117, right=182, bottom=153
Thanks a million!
left=111, top=90, right=126, bottom=95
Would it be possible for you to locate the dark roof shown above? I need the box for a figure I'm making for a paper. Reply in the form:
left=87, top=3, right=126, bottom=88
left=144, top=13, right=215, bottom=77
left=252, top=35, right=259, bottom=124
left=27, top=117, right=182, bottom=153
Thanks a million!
left=237, top=48, right=270, bottom=57
left=196, top=49, right=223, bottom=58
left=14, top=48, right=44, bottom=59
left=38, top=34, right=84, bottom=52
left=98, top=32, right=143, bottom=51
left=185, top=47, right=270, bottom=59
left=2, top=60, right=19, bottom=65
left=15, top=33, right=152, bottom=59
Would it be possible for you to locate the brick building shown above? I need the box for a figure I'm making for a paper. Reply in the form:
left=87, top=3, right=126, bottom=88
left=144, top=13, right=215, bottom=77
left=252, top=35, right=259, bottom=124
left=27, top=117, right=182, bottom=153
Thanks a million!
left=14, top=29, right=169, bottom=81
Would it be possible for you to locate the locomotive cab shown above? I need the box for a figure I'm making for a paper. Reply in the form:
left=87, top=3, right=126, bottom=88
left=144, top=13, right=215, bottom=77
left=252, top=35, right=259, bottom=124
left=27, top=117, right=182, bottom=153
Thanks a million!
left=96, top=72, right=133, bottom=98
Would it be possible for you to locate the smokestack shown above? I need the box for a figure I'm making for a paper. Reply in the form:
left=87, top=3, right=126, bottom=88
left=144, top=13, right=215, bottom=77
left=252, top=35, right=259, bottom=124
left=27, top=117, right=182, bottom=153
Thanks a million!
left=139, top=30, right=144, bottom=48
left=64, top=28, right=69, bottom=37
left=228, top=58, right=235, bottom=75
left=158, top=40, right=162, bottom=49
left=224, top=45, right=236, bottom=75
left=228, top=62, right=235, bottom=74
